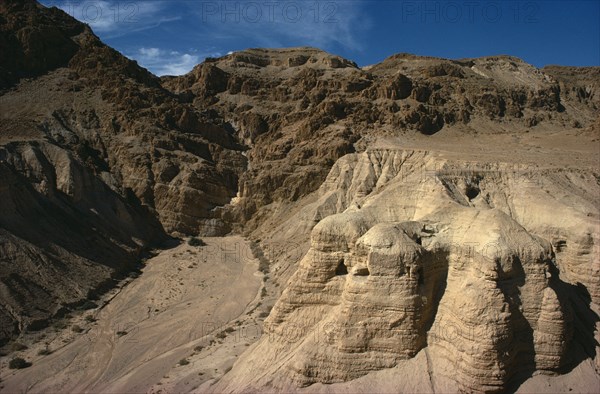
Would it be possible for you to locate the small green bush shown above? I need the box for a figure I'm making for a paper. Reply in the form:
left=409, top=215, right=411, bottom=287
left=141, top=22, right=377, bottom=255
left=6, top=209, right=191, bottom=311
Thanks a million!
left=53, top=321, right=67, bottom=330
left=38, top=348, right=52, bottom=356
left=249, top=242, right=270, bottom=273
left=216, top=331, right=227, bottom=339
left=8, top=357, right=31, bottom=369
left=188, top=237, right=206, bottom=247
left=71, top=325, right=83, bottom=333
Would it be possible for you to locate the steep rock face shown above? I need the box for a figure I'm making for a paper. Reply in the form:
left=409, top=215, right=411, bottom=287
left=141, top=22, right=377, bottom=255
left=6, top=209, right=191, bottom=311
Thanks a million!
left=534, top=287, right=574, bottom=371
left=0, top=0, right=81, bottom=88
left=0, top=140, right=166, bottom=339
left=1, top=0, right=599, bottom=378
left=216, top=149, right=599, bottom=393
left=1, top=0, right=246, bottom=238
left=163, top=49, right=599, bottom=233
left=0, top=0, right=246, bottom=342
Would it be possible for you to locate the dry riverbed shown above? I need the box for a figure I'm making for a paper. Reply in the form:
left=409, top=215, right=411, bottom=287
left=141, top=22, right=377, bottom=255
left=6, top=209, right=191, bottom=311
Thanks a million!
left=0, top=236, right=268, bottom=393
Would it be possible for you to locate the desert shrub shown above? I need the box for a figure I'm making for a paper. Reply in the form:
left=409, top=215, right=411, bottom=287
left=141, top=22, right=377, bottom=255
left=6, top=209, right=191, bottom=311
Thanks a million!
left=179, top=358, right=190, bottom=366
left=10, top=342, right=27, bottom=351
left=116, top=331, right=127, bottom=336
left=78, top=300, right=98, bottom=310
left=53, top=321, right=67, bottom=330
left=216, top=331, right=227, bottom=339
left=249, top=242, right=270, bottom=274
left=9, top=357, right=31, bottom=369
left=188, top=237, right=206, bottom=247
left=258, top=311, right=270, bottom=318
left=71, top=325, right=83, bottom=333
left=84, top=315, right=96, bottom=323
left=38, top=348, right=52, bottom=356
left=194, top=345, right=204, bottom=352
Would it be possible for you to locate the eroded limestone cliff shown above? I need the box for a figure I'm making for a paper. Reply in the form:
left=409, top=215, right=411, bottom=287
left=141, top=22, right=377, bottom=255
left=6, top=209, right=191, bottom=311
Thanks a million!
left=215, top=149, right=599, bottom=392
left=0, top=2, right=598, bottom=391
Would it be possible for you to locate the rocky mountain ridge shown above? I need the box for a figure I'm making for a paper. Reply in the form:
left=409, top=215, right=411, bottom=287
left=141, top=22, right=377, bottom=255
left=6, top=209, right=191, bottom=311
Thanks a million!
left=0, top=1, right=599, bottom=392
left=163, top=46, right=599, bottom=233
left=1, top=0, right=245, bottom=339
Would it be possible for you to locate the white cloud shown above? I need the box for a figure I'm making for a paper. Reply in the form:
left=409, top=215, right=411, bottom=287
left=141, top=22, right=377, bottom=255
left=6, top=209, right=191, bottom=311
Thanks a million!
left=44, top=0, right=179, bottom=38
left=128, top=47, right=222, bottom=76
left=139, top=47, right=161, bottom=58
left=188, top=0, right=371, bottom=52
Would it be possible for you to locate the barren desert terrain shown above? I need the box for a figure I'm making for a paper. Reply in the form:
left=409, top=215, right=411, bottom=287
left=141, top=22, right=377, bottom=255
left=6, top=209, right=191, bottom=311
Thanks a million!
left=0, top=1, right=599, bottom=393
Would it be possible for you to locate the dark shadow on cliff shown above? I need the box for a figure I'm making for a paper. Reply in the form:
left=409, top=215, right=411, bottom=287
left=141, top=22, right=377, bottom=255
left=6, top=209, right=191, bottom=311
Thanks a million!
left=499, top=257, right=537, bottom=392
left=421, top=246, right=450, bottom=348
left=554, top=278, right=598, bottom=373
left=508, top=261, right=599, bottom=392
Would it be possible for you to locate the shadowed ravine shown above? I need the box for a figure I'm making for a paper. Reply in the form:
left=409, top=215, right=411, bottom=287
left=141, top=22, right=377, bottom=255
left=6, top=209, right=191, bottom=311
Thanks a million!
left=0, top=0, right=599, bottom=392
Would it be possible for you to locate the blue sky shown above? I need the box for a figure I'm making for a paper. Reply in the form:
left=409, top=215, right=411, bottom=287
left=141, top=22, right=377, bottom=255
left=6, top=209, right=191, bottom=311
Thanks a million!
left=41, top=0, right=600, bottom=76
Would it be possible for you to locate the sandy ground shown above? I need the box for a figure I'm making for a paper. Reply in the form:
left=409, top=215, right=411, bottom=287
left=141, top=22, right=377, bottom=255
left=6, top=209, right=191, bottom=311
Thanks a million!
left=373, top=125, right=600, bottom=169
left=0, top=128, right=598, bottom=393
left=0, top=236, right=263, bottom=393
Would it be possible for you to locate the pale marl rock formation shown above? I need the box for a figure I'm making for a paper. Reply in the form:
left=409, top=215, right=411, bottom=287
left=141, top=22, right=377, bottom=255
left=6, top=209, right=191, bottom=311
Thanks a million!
left=215, top=149, right=599, bottom=393
left=0, top=2, right=598, bottom=390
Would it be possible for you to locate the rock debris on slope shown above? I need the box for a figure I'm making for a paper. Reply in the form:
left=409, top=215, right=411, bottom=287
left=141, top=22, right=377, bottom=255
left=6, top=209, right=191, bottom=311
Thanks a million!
left=0, top=1, right=599, bottom=392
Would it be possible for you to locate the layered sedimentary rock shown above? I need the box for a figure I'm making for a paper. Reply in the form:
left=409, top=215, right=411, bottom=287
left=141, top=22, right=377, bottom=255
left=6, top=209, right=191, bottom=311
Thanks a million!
left=1, top=0, right=598, bottom=384
left=163, top=49, right=600, bottom=231
left=0, top=140, right=166, bottom=338
left=0, top=0, right=245, bottom=341
left=216, top=149, right=599, bottom=393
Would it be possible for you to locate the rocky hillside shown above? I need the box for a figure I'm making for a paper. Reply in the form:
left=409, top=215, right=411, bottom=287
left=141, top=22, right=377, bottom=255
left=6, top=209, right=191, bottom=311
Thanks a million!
left=0, top=1, right=598, bottom=390
left=0, top=0, right=245, bottom=341
left=215, top=148, right=599, bottom=392
left=163, top=48, right=599, bottom=232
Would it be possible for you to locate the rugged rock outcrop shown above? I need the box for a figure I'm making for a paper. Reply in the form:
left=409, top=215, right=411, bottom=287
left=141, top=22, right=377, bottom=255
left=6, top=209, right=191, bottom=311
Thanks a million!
left=0, top=140, right=166, bottom=339
left=0, top=1, right=598, bottom=388
left=0, top=0, right=245, bottom=341
left=163, top=49, right=599, bottom=232
left=215, top=149, right=599, bottom=393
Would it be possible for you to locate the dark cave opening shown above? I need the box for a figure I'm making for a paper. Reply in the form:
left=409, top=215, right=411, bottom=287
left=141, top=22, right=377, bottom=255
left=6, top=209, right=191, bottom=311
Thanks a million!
left=335, top=260, right=348, bottom=275
left=354, top=267, right=370, bottom=276
left=465, top=185, right=480, bottom=200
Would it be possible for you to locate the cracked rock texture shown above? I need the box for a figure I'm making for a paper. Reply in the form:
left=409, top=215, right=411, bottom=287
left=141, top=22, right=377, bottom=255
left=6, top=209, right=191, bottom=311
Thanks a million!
left=0, top=1, right=599, bottom=391
left=1, top=0, right=245, bottom=340
left=215, top=149, right=599, bottom=393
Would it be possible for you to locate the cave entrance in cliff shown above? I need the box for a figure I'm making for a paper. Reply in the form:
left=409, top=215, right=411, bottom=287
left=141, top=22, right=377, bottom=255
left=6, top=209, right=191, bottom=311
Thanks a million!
left=335, top=259, right=348, bottom=275
left=465, top=185, right=480, bottom=200
left=354, top=267, right=370, bottom=276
